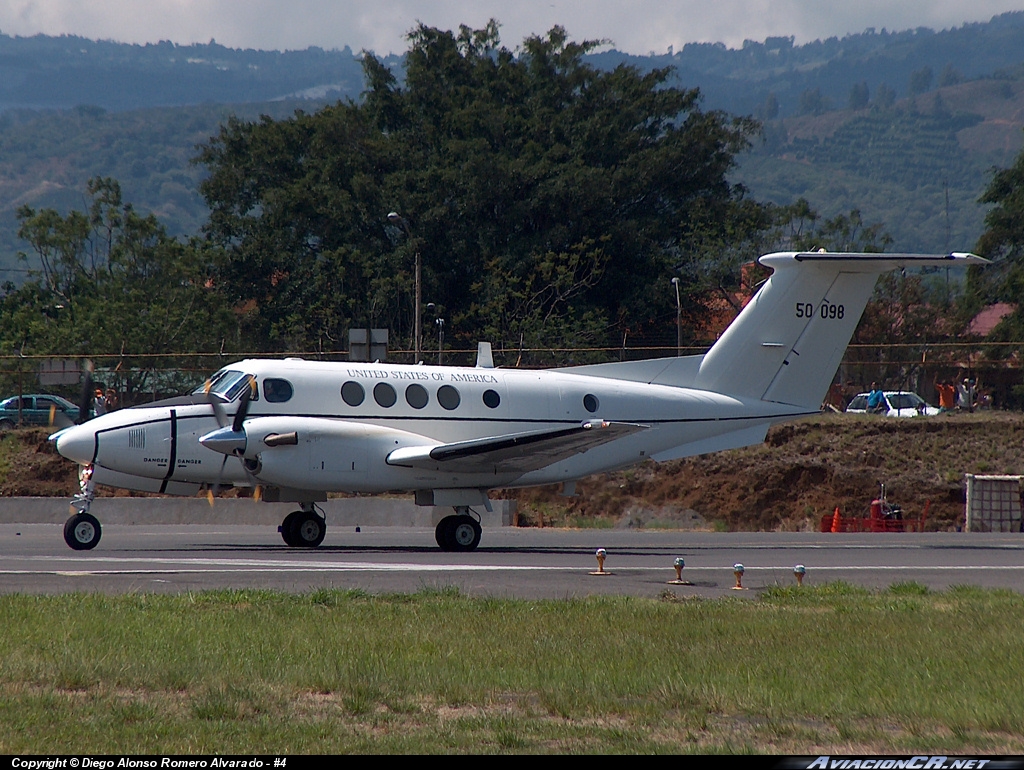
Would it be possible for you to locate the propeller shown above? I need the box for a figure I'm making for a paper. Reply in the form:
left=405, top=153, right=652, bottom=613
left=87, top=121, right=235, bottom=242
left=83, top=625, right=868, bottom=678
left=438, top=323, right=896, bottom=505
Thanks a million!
left=77, top=360, right=94, bottom=424
left=203, top=375, right=258, bottom=505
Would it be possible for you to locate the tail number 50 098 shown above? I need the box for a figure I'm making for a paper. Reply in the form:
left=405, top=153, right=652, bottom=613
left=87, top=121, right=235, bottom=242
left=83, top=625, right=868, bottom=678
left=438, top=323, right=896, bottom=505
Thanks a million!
left=795, top=302, right=845, bottom=319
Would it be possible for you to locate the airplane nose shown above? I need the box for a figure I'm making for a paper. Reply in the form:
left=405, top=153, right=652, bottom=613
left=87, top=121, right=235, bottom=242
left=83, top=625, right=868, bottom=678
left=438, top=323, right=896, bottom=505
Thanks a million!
left=55, top=424, right=96, bottom=465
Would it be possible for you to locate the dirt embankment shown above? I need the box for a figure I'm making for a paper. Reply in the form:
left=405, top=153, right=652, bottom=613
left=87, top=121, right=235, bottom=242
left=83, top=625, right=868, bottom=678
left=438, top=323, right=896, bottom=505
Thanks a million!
left=7, top=413, right=1023, bottom=531
left=507, top=413, right=1024, bottom=531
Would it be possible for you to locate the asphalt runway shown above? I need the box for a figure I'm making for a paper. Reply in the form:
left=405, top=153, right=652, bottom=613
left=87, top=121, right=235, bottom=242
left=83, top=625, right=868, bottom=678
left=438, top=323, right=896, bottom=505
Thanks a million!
left=2, top=522, right=1023, bottom=597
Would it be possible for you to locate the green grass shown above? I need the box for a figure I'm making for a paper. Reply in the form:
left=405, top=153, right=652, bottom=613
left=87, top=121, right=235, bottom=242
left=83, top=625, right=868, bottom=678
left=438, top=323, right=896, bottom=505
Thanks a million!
left=0, top=586, right=1022, bottom=753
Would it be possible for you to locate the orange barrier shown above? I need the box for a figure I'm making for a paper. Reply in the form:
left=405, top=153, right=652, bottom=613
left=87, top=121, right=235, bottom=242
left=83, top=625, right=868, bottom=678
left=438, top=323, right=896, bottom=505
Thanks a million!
left=820, top=501, right=930, bottom=533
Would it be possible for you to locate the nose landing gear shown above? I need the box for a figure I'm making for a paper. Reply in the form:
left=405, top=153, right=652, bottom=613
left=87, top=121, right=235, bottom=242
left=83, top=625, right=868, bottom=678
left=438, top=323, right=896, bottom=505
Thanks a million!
left=64, top=464, right=101, bottom=550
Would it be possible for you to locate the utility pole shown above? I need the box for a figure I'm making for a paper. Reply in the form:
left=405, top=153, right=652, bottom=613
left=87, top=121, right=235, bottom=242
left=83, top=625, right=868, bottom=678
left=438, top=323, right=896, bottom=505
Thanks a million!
left=387, top=212, right=421, bottom=362
left=671, top=277, right=682, bottom=357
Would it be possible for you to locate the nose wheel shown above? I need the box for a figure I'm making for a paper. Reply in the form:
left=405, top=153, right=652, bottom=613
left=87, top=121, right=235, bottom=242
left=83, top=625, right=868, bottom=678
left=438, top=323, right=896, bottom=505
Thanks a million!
left=64, top=512, right=102, bottom=550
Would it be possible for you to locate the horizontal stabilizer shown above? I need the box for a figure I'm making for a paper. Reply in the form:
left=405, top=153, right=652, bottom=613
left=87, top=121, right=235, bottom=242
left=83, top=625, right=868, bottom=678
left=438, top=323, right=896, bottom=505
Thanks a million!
left=387, top=421, right=647, bottom=474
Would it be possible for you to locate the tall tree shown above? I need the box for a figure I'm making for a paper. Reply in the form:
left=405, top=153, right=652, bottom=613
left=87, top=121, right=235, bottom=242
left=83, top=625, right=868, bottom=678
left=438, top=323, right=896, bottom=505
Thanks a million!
left=966, top=135, right=1024, bottom=343
left=197, top=22, right=763, bottom=360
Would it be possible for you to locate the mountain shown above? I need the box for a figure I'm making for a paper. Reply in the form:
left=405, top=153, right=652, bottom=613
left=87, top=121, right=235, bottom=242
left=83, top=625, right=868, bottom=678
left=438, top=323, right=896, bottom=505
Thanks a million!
left=0, top=13, right=1023, bottom=276
left=0, top=34, right=378, bottom=111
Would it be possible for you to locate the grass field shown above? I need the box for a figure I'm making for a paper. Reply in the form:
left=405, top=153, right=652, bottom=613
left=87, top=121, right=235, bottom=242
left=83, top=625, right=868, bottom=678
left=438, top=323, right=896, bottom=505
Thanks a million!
left=1, top=584, right=1022, bottom=754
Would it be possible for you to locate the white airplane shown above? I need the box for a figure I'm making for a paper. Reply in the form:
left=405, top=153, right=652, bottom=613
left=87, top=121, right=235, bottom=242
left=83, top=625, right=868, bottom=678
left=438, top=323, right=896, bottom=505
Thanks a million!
left=51, top=250, right=984, bottom=552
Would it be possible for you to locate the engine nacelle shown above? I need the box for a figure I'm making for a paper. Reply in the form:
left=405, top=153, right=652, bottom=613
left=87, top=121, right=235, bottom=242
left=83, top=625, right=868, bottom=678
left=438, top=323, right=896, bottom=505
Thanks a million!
left=244, top=416, right=431, bottom=492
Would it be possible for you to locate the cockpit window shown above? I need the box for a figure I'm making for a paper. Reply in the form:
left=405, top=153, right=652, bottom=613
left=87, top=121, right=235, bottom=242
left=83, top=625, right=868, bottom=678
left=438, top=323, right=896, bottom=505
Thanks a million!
left=193, top=370, right=259, bottom=402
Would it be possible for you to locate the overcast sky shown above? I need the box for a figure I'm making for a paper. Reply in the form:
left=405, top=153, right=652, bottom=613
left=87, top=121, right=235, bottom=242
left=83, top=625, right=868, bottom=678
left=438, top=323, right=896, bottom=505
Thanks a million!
left=0, top=1, right=1022, bottom=55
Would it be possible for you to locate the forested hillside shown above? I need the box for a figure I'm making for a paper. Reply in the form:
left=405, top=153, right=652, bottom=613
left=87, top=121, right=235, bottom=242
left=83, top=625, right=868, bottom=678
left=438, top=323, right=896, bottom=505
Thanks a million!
left=0, top=14, right=1022, bottom=315
left=735, top=77, right=1024, bottom=252
left=0, top=100, right=309, bottom=282
left=0, top=13, right=1021, bottom=271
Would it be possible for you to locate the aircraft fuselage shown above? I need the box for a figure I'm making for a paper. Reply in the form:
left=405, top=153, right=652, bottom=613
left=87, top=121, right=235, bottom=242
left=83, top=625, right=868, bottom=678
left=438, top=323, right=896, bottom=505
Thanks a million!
left=55, top=359, right=808, bottom=496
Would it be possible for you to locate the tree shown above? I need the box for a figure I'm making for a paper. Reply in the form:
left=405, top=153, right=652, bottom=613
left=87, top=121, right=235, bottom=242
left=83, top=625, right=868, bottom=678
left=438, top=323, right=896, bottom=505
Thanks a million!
left=909, top=67, right=934, bottom=96
left=939, top=64, right=963, bottom=87
left=966, top=137, right=1024, bottom=344
left=873, top=83, right=896, bottom=110
left=848, top=81, right=870, bottom=110
left=799, top=88, right=828, bottom=116
left=0, top=178, right=232, bottom=400
left=197, top=22, right=765, bottom=361
left=757, top=92, right=779, bottom=121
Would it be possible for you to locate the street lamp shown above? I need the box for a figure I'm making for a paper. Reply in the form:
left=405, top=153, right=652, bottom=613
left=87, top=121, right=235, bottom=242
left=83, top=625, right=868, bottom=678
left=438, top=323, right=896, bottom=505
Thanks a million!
left=387, top=212, right=421, bottom=363
left=436, top=317, right=445, bottom=365
left=670, top=277, right=681, bottom=357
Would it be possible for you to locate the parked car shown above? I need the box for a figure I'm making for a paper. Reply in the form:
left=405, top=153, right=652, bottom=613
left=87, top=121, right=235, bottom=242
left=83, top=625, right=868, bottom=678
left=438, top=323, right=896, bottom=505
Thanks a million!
left=0, top=394, right=84, bottom=429
left=845, top=391, right=940, bottom=417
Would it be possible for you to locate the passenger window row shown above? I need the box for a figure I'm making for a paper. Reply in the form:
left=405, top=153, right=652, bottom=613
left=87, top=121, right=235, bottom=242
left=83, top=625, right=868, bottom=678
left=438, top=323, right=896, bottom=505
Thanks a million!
left=340, top=381, right=501, bottom=411
left=258, top=376, right=600, bottom=414
left=337, top=380, right=601, bottom=414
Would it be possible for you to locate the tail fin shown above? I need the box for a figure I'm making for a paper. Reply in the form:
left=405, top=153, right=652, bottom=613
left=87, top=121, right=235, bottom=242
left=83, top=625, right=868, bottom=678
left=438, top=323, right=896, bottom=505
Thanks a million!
left=693, top=251, right=986, bottom=409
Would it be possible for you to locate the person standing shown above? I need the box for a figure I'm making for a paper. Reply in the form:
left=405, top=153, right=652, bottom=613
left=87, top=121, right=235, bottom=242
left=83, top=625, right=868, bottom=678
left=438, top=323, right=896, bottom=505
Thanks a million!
left=935, top=377, right=956, bottom=412
left=867, top=382, right=887, bottom=414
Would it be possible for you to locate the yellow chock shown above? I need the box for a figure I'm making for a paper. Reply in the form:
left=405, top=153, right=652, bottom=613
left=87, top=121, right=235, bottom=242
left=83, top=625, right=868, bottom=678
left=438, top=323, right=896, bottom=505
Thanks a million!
left=794, top=564, right=806, bottom=587
left=667, top=556, right=691, bottom=585
left=590, top=547, right=612, bottom=575
left=732, top=563, right=746, bottom=590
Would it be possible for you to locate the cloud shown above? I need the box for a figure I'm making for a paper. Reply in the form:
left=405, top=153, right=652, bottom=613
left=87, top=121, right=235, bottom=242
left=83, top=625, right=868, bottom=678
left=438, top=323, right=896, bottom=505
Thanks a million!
left=0, top=0, right=1019, bottom=54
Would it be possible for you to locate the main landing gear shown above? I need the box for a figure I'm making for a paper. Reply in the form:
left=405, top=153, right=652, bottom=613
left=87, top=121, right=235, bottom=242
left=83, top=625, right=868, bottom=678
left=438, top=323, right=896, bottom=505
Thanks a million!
left=279, top=503, right=327, bottom=548
left=64, top=464, right=101, bottom=550
left=434, top=506, right=482, bottom=552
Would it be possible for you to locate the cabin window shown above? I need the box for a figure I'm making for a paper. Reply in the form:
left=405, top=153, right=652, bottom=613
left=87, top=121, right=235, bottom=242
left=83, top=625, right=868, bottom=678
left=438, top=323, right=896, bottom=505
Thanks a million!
left=341, top=381, right=365, bottom=407
left=437, top=385, right=461, bottom=410
left=482, top=389, right=500, bottom=408
left=583, top=393, right=599, bottom=413
left=262, top=378, right=293, bottom=403
left=405, top=384, right=428, bottom=409
left=374, top=382, right=397, bottom=408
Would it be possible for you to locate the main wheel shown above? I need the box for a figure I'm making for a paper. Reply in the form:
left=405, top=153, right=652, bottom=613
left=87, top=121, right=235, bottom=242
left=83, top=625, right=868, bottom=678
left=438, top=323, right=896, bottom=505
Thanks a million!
left=64, top=513, right=102, bottom=550
left=450, top=517, right=481, bottom=551
left=291, top=511, right=326, bottom=548
left=435, top=516, right=456, bottom=550
left=280, top=511, right=303, bottom=546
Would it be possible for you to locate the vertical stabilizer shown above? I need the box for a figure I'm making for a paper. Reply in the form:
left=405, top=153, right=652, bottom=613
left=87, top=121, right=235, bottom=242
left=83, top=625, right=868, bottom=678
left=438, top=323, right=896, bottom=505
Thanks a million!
left=693, top=252, right=985, bottom=409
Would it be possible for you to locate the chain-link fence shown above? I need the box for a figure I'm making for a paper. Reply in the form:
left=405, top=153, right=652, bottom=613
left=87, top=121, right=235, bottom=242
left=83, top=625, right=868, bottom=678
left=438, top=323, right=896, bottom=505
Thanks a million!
left=2, top=341, right=1022, bottom=414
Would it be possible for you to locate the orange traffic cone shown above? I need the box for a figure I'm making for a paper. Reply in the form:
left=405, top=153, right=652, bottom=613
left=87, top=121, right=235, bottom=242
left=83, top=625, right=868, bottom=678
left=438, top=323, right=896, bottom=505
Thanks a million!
left=830, top=506, right=841, bottom=533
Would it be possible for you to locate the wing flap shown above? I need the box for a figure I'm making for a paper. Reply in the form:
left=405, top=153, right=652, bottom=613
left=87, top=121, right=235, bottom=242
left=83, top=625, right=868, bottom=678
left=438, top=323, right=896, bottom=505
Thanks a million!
left=387, top=421, right=646, bottom=474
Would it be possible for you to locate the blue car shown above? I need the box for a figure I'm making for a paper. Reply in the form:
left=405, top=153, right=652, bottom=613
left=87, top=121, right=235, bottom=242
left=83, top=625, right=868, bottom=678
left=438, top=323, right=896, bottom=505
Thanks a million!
left=0, top=394, right=84, bottom=430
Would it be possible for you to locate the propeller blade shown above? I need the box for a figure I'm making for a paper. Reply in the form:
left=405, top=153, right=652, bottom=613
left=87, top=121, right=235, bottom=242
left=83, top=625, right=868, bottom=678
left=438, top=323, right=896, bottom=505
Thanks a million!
left=203, top=379, right=229, bottom=428
left=253, top=485, right=262, bottom=503
left=231, top=376, right=255, bottom=434
left=78, top=360, right=94, bottom=424
left=206, top=453, right=231, bottom=507
left=49, top=405, right=75, bottom=430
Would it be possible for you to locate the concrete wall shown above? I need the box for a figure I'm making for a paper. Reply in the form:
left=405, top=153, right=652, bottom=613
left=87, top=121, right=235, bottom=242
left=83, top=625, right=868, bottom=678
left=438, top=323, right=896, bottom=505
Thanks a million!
left=0, top=497, right=515, bottom=527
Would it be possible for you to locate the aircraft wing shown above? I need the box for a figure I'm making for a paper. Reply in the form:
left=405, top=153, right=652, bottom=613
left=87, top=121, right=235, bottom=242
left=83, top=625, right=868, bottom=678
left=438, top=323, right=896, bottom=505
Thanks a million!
left=387, top=420, right=647, bottom=474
